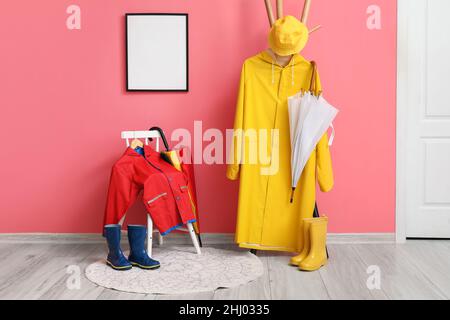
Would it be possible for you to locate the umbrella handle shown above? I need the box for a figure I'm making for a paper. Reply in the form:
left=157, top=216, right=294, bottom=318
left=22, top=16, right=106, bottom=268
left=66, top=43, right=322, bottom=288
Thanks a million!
left=149, top=127, right=170, bottom=151
left=309, top=61, right=318, bottom=95
left=313, top=202, right=320, bottom=218
left=290, top=188, right=295, bottom=203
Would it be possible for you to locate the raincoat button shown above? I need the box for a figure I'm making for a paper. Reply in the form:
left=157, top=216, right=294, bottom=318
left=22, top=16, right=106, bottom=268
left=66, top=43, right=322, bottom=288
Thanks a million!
left=176, top=196, right=181, bottom=201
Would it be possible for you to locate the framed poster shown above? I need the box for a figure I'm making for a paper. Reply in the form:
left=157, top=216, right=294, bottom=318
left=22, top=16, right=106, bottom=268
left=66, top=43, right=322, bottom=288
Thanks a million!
left=126, top=13, right=189, bottom=91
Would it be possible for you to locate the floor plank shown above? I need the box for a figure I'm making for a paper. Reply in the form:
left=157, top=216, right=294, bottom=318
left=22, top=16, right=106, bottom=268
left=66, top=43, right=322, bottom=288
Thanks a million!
left=397, top=240, right=450, bottom=299
left=0, top=241, right=449, bottom=300
left=353, top=243, right=446, bottom=300
left=0, top=244, right=57, bottom=297
left=38, top=245, right=106, bottom=300
left=266, top=252, right=330, bottom=300
left=318, top=245, right=389, bottom=300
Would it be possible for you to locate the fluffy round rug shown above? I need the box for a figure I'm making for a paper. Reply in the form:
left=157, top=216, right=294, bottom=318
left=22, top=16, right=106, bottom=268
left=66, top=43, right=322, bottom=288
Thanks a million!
left=85, top=247, right=264, bottom=295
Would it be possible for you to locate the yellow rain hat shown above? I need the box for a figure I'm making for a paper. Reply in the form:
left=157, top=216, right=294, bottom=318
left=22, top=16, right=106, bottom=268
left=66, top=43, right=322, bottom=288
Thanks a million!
left=268, top=15, right=309, bottom=56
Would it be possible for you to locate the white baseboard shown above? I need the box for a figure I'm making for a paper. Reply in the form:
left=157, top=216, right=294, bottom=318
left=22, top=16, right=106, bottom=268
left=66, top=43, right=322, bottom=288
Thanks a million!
left=327, top=233, right=395, bottom=244
left=0, top=232, right=395, bottom=244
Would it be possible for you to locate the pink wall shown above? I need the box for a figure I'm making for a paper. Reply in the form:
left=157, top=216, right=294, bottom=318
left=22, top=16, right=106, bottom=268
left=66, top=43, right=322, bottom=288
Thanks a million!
left=0, top=0, right=396, bottom=234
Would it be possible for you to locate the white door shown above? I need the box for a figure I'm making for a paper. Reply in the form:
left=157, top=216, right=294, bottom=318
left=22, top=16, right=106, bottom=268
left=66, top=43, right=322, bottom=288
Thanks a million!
left=398, top=0, right=450, bottom=239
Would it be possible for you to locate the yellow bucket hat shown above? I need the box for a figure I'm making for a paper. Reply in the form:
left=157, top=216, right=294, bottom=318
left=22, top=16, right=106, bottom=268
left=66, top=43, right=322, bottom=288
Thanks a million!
left=268, top=15, right=309, bottom=56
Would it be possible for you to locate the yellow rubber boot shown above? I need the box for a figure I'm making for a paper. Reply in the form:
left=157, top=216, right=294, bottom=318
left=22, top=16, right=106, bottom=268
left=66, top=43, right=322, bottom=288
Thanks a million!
left=290, top=217, right=328, bottom=266
left=290, top=218, right=314, bottom=266
left=298, top=217, right=328, bottom=271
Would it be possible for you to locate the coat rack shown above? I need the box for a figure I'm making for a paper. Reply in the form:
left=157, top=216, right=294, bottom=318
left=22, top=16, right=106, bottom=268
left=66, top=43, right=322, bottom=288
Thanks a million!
left=250, top=0, right=327, bottom=258
left=264, top=0, right=321, bottom=33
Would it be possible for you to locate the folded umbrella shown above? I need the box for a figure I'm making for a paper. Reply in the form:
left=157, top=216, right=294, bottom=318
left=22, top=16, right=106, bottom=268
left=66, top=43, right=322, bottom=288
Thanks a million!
left=288, top=62, right=338, bottom=203
left=296, top=95, right=338, bottom=183
left=289, top=91, right=315, bottom=202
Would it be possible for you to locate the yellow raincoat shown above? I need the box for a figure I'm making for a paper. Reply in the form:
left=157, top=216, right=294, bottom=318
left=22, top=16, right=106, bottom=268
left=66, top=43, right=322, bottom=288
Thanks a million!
left=227, top=51, right=334, bottom=253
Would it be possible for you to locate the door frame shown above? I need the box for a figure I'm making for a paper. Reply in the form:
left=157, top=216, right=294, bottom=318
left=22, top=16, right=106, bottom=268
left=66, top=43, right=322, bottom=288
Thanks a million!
left=396, top=0, right=448, bottom=242
left=396, top=0, right=411, bottom=243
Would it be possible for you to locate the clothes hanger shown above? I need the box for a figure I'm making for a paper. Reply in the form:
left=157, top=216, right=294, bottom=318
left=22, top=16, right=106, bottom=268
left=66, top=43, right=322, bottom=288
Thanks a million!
left=130, top=132, right=144, bottom=149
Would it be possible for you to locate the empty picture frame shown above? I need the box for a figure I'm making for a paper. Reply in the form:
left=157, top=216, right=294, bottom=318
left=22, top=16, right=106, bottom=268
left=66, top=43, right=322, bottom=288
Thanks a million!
left=126, top=13, right=189, bottom=91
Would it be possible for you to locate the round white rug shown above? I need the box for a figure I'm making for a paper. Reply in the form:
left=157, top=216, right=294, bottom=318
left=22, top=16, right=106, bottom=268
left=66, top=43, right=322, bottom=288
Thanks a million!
left=85, top=247, right=264, bottom=295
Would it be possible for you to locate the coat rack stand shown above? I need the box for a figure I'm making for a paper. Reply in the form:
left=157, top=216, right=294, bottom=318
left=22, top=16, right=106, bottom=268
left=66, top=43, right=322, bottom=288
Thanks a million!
left=264, top=0, right=321, bottom=34
left=251, top=0, right=329, bottom=259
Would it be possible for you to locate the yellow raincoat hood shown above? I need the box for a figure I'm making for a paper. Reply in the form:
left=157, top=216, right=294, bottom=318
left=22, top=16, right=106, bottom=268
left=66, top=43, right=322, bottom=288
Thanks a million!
left=259, top=50, right=306, bottom=86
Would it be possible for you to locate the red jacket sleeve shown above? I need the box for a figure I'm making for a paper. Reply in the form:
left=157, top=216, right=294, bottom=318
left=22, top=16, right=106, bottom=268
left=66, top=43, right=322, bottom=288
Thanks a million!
left=103, top=163, right=139, bottom=227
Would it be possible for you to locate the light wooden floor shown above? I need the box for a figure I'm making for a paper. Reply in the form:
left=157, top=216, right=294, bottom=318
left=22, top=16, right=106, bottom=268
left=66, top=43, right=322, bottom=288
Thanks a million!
left=0, top=240, right=449, bottom=300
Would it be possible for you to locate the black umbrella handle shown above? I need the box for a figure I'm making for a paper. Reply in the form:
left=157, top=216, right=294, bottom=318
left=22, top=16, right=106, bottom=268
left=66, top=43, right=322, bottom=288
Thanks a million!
left=313, top=202, right=320, bottom=218
left=149, top=127, right=170, bottom=151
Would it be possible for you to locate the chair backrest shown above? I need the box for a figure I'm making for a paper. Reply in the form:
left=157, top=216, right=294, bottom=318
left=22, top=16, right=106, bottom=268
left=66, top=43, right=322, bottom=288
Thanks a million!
left=121, top=130, right=161, bottom=152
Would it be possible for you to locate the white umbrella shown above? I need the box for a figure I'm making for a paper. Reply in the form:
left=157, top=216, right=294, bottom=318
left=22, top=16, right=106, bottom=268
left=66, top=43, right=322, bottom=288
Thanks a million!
left=288, top=91, right=314, bottom=201
left=297, top=95, right=338, bottom=176
left=288, top=92, right=338, bottom=203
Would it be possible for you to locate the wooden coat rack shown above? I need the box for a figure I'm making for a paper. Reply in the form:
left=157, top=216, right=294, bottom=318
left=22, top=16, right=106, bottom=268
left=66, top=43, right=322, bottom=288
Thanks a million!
left=264, top=0, right=321, bottom=33
left=251, top=0, right=328, bottom=258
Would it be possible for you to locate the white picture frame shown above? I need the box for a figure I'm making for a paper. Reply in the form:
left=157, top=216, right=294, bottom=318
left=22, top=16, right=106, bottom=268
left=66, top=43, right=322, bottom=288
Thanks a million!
left=126, top=13, right=189, bottom=92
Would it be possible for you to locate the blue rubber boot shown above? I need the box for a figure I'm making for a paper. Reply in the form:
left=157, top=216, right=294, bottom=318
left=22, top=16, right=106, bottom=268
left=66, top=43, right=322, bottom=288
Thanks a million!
left=127, top=225, right=161, bottom=270
left=104, top=224, right=132, bottom=271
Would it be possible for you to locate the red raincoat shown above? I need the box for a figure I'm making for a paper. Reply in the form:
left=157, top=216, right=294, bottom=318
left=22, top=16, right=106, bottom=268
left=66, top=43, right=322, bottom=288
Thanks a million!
left=103, top=145, right=196, bottom=235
